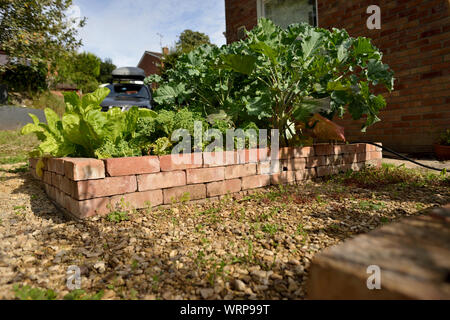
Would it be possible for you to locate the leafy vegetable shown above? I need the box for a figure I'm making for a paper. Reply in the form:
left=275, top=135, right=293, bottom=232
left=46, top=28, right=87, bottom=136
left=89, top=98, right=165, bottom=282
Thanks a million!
left=21, top=87, right=158, bottom=158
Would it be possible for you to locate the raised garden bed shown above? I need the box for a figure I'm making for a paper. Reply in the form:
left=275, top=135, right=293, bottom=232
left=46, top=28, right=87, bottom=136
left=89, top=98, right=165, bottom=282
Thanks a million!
left=29, top=143, right=382, bottom=219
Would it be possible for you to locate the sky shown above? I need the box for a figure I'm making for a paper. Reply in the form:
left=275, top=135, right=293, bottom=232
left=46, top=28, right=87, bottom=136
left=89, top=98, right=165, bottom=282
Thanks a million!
left=69, top=0, right=226, bottom=67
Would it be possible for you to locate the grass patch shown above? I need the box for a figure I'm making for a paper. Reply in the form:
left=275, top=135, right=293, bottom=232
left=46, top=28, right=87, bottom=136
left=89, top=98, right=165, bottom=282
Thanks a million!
left=0, top=130, right=38, bottom=165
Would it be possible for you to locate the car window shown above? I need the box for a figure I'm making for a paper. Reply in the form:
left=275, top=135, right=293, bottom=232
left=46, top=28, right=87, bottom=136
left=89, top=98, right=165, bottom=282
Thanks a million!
left=106, top=84, right=149, bottom=99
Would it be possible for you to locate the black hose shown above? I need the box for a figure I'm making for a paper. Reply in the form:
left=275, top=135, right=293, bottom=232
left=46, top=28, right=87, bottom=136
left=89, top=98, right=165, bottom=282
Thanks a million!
left=349, top=141, right=449, bottom=172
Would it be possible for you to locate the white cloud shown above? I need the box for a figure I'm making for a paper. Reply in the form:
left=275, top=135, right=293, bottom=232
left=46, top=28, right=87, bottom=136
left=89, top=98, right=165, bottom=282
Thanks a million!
left=74, top=0, right=226, bottom=67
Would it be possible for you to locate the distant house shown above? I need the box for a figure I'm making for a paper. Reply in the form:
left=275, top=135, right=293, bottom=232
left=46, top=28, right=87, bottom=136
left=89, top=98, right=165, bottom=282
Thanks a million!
left=225, top=0, right=450, bottom=153
left=137, top=48, right=168, bottom=77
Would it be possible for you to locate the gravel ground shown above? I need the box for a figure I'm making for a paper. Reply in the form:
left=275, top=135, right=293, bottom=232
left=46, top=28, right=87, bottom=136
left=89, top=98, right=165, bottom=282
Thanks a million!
left=0, top=163, right=449, bottom=300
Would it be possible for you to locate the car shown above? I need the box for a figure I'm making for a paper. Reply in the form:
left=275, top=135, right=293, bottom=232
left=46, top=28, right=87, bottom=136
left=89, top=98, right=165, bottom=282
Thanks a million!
left=100, top=67, right=152, bottom=112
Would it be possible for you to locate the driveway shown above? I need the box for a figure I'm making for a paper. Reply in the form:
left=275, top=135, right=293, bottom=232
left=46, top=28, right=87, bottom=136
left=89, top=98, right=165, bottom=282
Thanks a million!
left=0, top=105, right=46, bottom=130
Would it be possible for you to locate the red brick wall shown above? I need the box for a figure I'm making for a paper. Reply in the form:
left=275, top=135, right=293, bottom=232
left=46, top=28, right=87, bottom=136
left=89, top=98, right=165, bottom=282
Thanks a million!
left=225, top=0, right=258, bottom=43
left=225, top=0, right=450, bottom=153
left=137, top=53, right=162, bottom=77
left=31, top=144, right=381, bottom=219
left=318, top=0, right=450, bottom=153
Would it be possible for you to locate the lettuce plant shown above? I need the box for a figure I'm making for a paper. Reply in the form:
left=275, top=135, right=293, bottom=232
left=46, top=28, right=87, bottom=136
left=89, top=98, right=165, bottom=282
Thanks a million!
left=21, top=87, right=157, bottom=159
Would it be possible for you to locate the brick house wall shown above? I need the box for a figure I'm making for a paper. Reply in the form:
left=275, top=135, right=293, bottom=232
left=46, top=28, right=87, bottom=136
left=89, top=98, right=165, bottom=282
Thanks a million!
left=137, top=51, right=163, bottom=77
left=225, top=0, right=450, bottom=153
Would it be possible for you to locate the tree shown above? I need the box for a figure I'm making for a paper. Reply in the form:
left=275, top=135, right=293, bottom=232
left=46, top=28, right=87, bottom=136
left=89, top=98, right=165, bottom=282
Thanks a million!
left=97, top=58, right=116, bottom=84
left=176, top=30, right=211, bottom=54
left=160, top=30, right=212, bottom=80
left=0, top=0, right=85, bottom=72
left=70, top=52, right=101, bottom=93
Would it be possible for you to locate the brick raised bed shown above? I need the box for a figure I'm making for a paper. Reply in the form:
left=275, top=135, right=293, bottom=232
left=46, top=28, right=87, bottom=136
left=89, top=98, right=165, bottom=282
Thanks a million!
left=29, top=143, right=382, bottom=219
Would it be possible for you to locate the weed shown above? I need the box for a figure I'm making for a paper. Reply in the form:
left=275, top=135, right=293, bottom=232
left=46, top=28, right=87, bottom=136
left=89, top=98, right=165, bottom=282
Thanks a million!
left=13, top=284, right=57, bottom=300
left=356, top=200, right=386, bottom=211
left=262, top=223, right=278, bottom=235
left=106, top=210, right=129, bottom=223
left=63, top=289, right=104, bottom=300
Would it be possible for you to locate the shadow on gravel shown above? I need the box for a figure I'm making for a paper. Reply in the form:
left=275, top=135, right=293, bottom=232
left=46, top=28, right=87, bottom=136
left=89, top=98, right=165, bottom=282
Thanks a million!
left=10, top=170, right=69, bottom=224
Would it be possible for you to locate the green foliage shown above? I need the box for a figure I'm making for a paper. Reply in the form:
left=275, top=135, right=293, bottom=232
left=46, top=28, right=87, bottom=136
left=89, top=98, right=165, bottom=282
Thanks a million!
left=157, top=29, right=212, bottom=81
left=56, top=51, right=102, bottom=93
left=0, top=0, right=85, bottom=73
left=1, top=63, right=47, bottom=92
left=439, top=129, right=450, bottom=146
left=97, top=58, right=116, bottom=84
left=13, top=284, right=57, bottom=300
left=21, top=87, right=158, bottom=159
left=176, top=29, right=211, bottom=54
left=147, top=19, right=395, bottom=146
left=63, top=289, right=104, bottom=300
left=107, top=210, right=129, bottom=223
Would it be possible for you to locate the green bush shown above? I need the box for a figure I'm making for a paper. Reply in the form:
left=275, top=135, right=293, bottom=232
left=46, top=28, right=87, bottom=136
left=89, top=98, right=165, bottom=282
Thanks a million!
left=1, top=63, right=47, bottom=93
left=146, top=18, right=395, bottom=146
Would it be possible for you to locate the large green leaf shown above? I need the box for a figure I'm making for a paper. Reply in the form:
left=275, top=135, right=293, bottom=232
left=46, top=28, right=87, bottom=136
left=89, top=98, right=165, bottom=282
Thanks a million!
left=218, top=54, right=257, bottom=75
left=301, top=30, right=322, bottom=59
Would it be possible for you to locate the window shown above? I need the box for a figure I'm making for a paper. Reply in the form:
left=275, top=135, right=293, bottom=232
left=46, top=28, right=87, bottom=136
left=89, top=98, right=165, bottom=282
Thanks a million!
left=106, top=84, right=150, bottom=99
left=257, top=0, right=318, bottom=28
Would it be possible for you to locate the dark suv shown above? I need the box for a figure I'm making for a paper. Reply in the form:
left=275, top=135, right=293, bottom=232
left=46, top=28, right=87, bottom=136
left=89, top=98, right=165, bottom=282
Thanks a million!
left=100, top=67, right=152, bottom=112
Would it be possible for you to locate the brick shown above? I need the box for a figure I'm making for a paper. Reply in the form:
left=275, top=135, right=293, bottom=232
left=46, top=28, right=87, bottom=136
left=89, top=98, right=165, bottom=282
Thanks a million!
left=51, top=172, right=62, bottom=188
left=29, top=167, right=41, bottom=180
left=110, top=190, right=163, bottom=209
left=163, top=184, right=206, bottom=204
left=241, top=175, right=271, bottom=190
left=238, top=148, right=269, bottom=163
left=257, top=161, right=280, bottom=175
left=271, top=171, right=296, bottom=185
left=342, top=153, right=357, bottom=164
left=326, top=155, right=344, bottom=166
left=73, top=176, right=137, bottom=200
left=54, top=188, right=66, bottom=209
left=203, top=151, right=239, bottom=167
left=104, top=156, right=159, bottom=176
left=278, top=146, right=314, bottom=159
left=316, top=166, right=338, bottom=177
left=43, top=171, right=52, bottom=185
left=137, top=171, right=186, bottom=191
left=280, top=158, right=306, bottom=171
left=225, top=163, right=256, bottom=179
left=66, top=196, right=111, bottom=219
left=44, top=184, right=56, bottom=201
left=186, top=167, right=225, bottom=184
left=61, top=176, right=75, bottom=196
left=306, top=156, right=327, bottom=168
left=355, top=144, right=370, bottom=153
left=308, top=208, right=450, bottom=299
left=295, top=169, right=316, bottom=181
left=314, top=144, right=335, bottom=156
left=29, top=158, right=39, bottom=169
left=64, top=158, right=105, bottom=181
left=160, top=153, right=202, bottom=171
left=356, top=153, right=370, bottom=162
left=206, top=179, right=241, bottom=197
left=47, top=158, right=66, bottom=175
